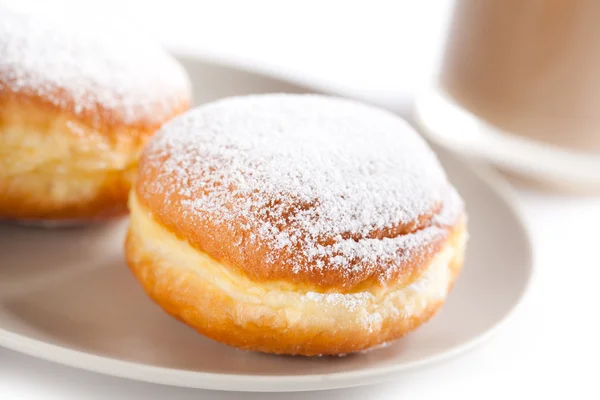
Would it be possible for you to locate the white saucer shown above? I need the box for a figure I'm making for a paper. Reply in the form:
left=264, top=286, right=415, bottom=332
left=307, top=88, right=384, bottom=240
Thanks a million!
left=0, top=56, right=533, bottom=392
left=414, top=87, right=600, bottom=193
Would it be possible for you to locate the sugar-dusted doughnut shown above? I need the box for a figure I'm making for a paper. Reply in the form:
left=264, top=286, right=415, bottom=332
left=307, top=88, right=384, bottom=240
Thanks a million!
left=0, top=9, right=191, bottom=222
left=126, top=94, right=467, bottom=355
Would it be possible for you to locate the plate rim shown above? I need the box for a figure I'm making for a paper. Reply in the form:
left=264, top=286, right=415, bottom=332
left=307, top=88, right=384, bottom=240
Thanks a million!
left=0, top=54, right=535, bottom=392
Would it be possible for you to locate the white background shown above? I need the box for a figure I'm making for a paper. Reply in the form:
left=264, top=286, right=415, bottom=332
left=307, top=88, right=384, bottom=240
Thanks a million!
left=1, top=1, right=599, bottom=398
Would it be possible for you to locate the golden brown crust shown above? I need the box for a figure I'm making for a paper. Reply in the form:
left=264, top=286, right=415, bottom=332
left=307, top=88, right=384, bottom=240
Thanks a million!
left=133, top=94, right=464, bottom=291
left=125, top=217, right=465, bottom=355
left=135, top=160, right=454, bottom=291
left=0, top=89, right=190, bottom=139
left=0, top=92, right=189, bottom=221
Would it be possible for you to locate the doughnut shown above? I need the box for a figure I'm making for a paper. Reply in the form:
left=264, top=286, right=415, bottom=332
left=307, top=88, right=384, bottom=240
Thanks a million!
left=126, top=94, right=467, bottom=355
left=0, top=9, right=191, bottom=222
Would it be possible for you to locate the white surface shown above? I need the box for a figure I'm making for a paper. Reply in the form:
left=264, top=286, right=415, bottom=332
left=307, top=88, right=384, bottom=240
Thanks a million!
left=0, top=57, right=532, bottom=391
left=0, top=0, right=599, bottom=398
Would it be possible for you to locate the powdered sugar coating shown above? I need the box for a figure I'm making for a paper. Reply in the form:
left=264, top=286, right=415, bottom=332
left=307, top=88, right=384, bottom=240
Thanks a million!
left=140, top=94, right=463, bottom=287
left=0, top=8, right=190, bottom=126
